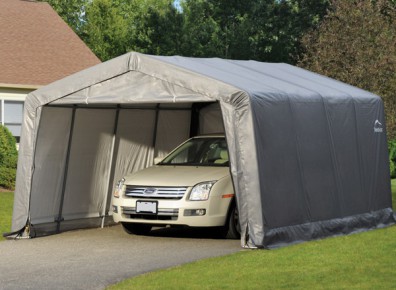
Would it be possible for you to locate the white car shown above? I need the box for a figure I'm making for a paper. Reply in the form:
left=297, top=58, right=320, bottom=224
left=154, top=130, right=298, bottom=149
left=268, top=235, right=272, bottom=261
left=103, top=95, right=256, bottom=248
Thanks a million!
left=112, top=135, right=240, bottom=239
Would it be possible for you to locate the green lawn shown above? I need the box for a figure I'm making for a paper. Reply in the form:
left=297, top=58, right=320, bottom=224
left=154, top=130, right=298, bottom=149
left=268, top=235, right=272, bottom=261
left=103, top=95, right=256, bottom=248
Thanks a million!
left=108, top=226, right=396, bottom=290
left=0, top=192, right=13, bottom=241
left=108, top=179, right=396, bottom=290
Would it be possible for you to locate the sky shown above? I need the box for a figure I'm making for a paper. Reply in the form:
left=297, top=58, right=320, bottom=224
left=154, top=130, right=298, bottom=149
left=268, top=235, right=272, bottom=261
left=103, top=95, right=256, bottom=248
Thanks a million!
left=174, top=0, right=182, bottom=11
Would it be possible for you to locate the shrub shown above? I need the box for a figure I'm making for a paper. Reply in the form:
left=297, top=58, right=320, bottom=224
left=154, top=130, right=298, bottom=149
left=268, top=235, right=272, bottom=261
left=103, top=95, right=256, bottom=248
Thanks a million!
left=389, top=139, right=396, bottom=178
left=0, top=167, right=17, bottom=189
left=0, top=125, right=18, bottom=189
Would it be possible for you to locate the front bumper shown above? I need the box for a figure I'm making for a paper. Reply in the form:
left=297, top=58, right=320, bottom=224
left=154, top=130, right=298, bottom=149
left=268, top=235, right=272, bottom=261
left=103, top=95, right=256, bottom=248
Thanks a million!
left=112, top=196, right=230, bottom=227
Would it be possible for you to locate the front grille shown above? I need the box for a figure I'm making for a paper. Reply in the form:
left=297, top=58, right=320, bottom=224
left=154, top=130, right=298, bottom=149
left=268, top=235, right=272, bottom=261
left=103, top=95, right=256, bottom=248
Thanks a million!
left=121, top=206, right=179, bottom=221
left=125, top=186, right=187, bottom=200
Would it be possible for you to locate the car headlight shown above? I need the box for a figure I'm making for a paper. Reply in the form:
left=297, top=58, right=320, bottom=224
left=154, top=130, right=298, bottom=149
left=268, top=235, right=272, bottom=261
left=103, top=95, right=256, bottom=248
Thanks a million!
left=189, top=181, right=216, bottom=201
left=113, top=178, right=125, bottom=198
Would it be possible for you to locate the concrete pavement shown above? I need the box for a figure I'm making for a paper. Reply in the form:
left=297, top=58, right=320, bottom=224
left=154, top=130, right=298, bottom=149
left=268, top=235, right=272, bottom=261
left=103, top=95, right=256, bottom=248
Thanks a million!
left=0, top=225, right=241, bottom=290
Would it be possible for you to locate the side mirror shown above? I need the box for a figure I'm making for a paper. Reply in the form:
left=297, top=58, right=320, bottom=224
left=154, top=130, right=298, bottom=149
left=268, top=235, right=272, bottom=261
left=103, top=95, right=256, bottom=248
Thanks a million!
left=154, top=157, right=163, bottom=165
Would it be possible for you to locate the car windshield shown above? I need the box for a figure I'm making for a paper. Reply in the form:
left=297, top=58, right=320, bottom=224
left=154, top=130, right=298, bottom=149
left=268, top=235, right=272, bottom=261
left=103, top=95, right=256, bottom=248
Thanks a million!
left=160, top=137, right=229, bottom=166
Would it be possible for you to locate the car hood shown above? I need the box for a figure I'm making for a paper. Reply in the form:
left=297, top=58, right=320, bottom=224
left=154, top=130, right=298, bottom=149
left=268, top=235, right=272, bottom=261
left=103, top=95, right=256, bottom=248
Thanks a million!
left=124, top=165, right=230, bottom=187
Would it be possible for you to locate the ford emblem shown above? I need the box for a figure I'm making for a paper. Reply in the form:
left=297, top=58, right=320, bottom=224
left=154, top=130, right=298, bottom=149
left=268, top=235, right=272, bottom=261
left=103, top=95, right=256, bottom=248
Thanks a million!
left=144, top=188, right=157, bottom=194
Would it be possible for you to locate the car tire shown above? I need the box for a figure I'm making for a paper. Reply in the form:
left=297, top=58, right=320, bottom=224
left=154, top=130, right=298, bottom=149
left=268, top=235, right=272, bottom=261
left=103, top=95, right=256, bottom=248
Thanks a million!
left=225, top=202, right=240, bottom=239
left=212, top=202, right=240, bottom=239
left=121, top=222, right=152, bottom=235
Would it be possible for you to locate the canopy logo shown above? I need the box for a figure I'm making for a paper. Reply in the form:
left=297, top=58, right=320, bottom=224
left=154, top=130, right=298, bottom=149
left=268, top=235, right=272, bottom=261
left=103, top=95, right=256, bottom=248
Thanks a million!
left=374, top=120, right=383, bottom=133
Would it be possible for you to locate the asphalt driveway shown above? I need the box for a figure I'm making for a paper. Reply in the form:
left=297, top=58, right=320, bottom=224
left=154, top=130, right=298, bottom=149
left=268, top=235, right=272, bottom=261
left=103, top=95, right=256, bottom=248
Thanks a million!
left=0, top=225, right=241, bottom=290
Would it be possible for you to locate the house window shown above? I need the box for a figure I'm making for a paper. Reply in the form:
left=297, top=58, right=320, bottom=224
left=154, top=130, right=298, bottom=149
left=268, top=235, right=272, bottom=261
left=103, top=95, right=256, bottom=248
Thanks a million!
left=1, top=100, right=24, bottom=143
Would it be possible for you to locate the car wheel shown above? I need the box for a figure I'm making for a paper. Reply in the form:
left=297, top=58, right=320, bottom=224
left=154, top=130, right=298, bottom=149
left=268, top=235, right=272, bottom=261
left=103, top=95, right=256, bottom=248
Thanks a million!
left=121, top=222, right=152, bottom=235
left=225, top=202, right=240, bottom=239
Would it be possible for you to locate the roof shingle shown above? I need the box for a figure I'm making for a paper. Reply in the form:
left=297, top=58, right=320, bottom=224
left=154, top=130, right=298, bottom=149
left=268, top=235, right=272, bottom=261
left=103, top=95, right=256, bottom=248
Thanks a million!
left=0, top=0, right=101, bottom=86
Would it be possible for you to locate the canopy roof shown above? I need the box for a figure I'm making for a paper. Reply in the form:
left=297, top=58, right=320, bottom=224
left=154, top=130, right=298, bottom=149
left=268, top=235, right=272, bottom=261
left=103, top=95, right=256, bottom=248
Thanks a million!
left=12, top=52, right=394, bottom=248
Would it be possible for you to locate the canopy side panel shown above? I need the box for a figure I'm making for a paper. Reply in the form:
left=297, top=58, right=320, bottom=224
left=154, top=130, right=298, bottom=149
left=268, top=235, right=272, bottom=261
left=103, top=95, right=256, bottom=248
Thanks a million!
left=288, top=101, right=342, bottom=222
left=29, top=107, right=72, bottom=229
left=11, top=102, right=43, bottom=232
left=354, top=100, right=392, bottom=210
left=251, top=93, right=394, bottom=247
left=199, top=103, right=225, bottom=134
left=220, top=93, right=264, bottom=248
left=60, top=109, right=116, bottom=222
left=250, top=95, right=311, bottom=229
left=155, top=109, right=191, bottom=158
left=325, top=100, right=365, bottom=214
left=111, top=109, right=156, bottom=190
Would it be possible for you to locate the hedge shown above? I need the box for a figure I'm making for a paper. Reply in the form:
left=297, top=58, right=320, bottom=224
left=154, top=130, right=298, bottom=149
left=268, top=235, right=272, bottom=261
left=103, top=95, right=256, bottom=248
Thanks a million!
left=0, top=125, right=18, bottom=189
left=389, top=139, right=396, bottom=178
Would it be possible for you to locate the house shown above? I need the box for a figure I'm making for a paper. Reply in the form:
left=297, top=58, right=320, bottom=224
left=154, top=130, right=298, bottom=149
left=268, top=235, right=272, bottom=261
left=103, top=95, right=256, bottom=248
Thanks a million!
left=0, top=0, right=100, bottom=142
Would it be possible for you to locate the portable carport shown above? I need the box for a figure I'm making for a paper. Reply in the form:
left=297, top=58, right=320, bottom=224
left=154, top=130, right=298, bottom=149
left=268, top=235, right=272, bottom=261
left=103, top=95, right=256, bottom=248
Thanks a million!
left=10, top=52, right=395, bottom=248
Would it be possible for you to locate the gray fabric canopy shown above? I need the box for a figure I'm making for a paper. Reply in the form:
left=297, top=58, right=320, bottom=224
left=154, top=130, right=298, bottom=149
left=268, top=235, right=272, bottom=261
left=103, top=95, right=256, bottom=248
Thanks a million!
left=11, top=52, right=395, bottom=248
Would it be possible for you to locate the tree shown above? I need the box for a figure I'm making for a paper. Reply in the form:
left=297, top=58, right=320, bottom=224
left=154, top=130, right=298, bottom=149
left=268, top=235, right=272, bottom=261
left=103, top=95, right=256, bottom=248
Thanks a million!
left=42, top=0, right=330, bottom=63
left=78, top=0, right=173, bottom=61
left=205, top=0, right=257, bottom=59
left=179, top=0, right=329, bottom=62
left=299, top=0, right=396, bottom=138
left=179, top=0, right=223, bottom=57
left=39, top=0, right=88, bottom=34
left=179, top=0, right=262, bottom=60
left=81, top=0, right=130, bottom=61
left=130, top=2, right=184, bottom=55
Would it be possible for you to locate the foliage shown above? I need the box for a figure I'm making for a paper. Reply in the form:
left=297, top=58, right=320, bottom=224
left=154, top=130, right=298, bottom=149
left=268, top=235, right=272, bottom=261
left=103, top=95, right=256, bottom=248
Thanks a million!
left=38, top=0, right=88, bottom=34
left=0, top=168, right=17, bottom=190
left=248, top=0, right=330, bottom=63
left=0, top=125, right=17, bottom=168
left=77, top=0, right=173, bottom=61
left=392, top=178, right=396, bottom=209
left=108, top=224, right=396, bottom=289
left=389, top=139, right=396, bottom=178
left=43, top=0, right=329, bottom=63
left=203, top=0, right=257, bottom=59
left=130, top=2, right=184, bottom=56
left=0, top=125, right=18, bottom=190
left=177, top=0, right=329, bottom=62
left=391, top=178, right=396, bottom=211
left=0, top=192, right=13, bottom=241
left=81, top=0, right=130, bottom=61
left=299, top=0, right=396, bottom=139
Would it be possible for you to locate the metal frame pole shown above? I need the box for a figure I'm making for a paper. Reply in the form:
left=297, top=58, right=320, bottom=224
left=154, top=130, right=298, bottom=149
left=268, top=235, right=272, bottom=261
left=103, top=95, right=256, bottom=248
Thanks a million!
left=56, top=106, right=77, bottom=233
left=152, top=104, right=160, bottom=148
left=101, top=107, right=120, bottom=227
